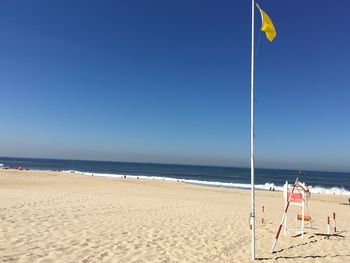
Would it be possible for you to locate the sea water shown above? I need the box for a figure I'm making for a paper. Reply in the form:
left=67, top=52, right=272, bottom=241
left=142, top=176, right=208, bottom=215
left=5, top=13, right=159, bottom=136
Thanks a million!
left=0, top=157, right=349, bottom=195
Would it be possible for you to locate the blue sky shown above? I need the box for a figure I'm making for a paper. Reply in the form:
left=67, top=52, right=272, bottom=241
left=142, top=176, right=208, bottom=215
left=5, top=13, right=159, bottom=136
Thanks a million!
left=0, top=0, right=349, bottom=171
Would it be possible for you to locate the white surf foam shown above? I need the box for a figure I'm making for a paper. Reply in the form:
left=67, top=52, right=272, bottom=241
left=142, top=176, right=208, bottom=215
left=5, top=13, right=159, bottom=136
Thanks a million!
left=63, top=170, right=350, bottom=196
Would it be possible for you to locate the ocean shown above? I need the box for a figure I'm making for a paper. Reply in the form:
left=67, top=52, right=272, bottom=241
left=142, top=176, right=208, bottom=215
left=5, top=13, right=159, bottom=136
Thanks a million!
left=0, top=157, right=349, bottom=195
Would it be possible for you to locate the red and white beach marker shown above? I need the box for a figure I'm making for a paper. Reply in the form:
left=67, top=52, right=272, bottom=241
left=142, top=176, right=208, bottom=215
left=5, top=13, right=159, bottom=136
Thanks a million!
left=326, top=216, right=330, bottom=239
left=271, top=177, right=299, bottom=253
left=262, top=206, right=265, bottom=224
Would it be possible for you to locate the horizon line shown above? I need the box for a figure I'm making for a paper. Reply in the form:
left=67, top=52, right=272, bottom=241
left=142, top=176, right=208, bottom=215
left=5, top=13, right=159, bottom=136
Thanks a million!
left=0, top=155, right=349, bottom=175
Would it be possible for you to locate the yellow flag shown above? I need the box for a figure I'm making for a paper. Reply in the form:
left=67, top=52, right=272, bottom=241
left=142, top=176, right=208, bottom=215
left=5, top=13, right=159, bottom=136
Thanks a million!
left=256, top=4, right=276, bottom=42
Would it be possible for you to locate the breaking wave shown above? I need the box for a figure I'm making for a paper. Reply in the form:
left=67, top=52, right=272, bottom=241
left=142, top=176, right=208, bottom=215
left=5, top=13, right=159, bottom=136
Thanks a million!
left=63, top=170, right=350, bottom=196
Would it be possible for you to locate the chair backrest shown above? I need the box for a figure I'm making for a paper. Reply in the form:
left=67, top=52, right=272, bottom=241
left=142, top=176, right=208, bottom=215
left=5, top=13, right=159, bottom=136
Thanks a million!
left=287, top=192, right=303, bottom=204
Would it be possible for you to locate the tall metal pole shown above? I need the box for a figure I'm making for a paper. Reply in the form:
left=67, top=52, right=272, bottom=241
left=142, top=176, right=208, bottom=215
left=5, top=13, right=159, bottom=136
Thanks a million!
left=250, top=0, right=256, bottom=260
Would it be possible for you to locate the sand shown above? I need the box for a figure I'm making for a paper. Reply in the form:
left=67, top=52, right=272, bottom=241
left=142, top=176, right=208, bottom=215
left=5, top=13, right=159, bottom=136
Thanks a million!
left=0, top=169, right=349, bottom=262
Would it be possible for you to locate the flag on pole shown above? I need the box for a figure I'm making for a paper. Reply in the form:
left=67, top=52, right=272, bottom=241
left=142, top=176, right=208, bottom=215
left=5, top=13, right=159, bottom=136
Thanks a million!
left=256, top=4, right=276, bottom=42
left=250, top=1, right=277, bottom=260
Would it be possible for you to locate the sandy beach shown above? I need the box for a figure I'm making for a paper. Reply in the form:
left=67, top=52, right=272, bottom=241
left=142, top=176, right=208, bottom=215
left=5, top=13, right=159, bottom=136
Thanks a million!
left=0, top=169, right=349, bottom=262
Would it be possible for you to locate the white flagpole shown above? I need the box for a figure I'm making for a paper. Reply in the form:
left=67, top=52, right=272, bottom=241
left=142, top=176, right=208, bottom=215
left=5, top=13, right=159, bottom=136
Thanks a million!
left=250, top=0, right=256, bottom=260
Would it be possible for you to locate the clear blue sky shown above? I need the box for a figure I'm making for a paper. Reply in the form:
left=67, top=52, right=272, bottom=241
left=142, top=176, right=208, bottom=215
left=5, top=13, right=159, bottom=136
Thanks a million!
left=0, top=0, right=349, bottom=172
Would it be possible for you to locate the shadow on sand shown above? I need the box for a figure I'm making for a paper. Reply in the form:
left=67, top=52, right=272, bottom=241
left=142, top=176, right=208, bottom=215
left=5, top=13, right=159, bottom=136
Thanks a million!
left=256, top=232, right=348, bottom=261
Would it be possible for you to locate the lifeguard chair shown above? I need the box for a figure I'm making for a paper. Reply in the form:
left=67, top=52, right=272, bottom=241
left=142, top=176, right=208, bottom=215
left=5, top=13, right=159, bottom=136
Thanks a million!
left=283, top=180, right=312, bottom=238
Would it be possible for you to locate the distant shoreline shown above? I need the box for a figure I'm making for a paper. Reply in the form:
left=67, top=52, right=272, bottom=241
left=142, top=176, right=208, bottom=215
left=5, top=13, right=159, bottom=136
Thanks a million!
left=0, top=155, right=349, bottom=174
left=1, top=156, right=349, bottom=196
